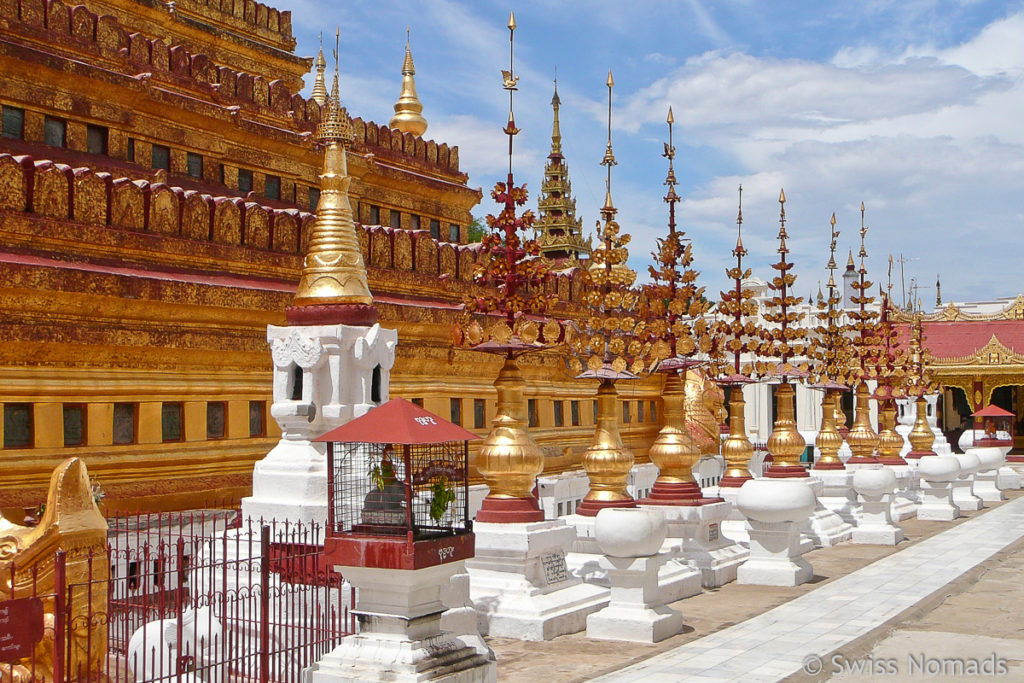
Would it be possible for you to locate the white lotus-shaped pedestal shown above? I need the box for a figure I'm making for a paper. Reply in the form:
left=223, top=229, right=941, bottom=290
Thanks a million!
left=586, top=508, right=683, bottom=644
left=952, top=451, right=984, bottom=511
left=736, top=480, right=816, bottom=587
left=851, top=467, right=904, bottom=545
left=971, top=447, right=1007, bottom=503
left=917, top=455, right=961, bottom=521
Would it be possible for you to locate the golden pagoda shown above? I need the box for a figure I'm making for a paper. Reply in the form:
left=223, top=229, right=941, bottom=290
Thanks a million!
left=289, top=34, right=376, bottom=326
left=905, top=315, right=939, bottom=458
left=389, top=28, right=428, bottom=137
left=535, top=81, right=591, bottom=262
left=311, top=37, right=328, bottom=107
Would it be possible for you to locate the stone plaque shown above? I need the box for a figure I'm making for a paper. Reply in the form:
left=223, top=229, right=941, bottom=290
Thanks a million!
left=708, top=523, right=719, bottom=543
left=0, top=597, right=44, bottom=663
left=540, top=552, right=569, bottom=585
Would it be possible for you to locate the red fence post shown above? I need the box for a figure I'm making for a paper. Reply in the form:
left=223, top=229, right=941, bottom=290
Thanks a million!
left=54, top=550, right=66, bottom=682
left=260, top=524, right=271, bottom=683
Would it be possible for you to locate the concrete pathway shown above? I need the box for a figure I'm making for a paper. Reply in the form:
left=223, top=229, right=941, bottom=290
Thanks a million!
left=594, top=495, right=1024, bottom=682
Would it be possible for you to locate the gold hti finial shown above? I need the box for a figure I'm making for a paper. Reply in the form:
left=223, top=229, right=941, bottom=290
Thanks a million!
left=311, top=33, right=328, bottom=107
left=733, top=184, right=745, bottom=256
left=858, top=201, right=868, bottom=271
left=600, top=70, right=617, bottom=216
left=550, top=76, right=562, bottom=155
left=501, top=12, right=520, bottom=174
left=663, top=106, right=679, bottom=205
left=777, top=188, right=788, bottom=254
left=293, top=29, right=374, bottom=314
left=389, top=27, right=428, bottom=136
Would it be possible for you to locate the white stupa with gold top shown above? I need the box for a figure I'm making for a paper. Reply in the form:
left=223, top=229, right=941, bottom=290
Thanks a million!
left=242, top=46, right=397, bottom=526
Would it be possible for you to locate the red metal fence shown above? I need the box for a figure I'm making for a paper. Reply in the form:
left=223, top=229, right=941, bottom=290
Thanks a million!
left=1, top=511, right=354, bottom=682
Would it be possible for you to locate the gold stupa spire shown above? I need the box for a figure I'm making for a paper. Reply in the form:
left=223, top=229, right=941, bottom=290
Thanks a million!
left=311, top=35, right=328, bottom=107
left=292, top=30, right=374, bottom=313
left=389, top=27, right=428, bottom=136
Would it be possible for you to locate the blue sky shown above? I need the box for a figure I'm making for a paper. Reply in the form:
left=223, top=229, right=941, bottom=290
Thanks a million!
left=286, top=1, right=1024, bottom=306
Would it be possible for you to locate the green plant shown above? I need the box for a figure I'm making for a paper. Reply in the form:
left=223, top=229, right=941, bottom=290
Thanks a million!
left=429, top=476, right=456, bottom=523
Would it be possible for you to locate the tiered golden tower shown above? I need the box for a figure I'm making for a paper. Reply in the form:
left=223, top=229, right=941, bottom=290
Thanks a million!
left=905, top=315, right=938, bottom=458
left=872, top=295, right=909, bottom=465
left=535, top=82, right=591, bottom=262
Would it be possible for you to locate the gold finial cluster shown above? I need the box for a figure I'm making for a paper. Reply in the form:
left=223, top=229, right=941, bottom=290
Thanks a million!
left=453, top=13, right=564, bottom=352
left=905, top=314, right=938, bottom=457
left=389, top=27, right=428, bottom=136
left=292, top=29, right=372, bottom=313
left=845, top=202, right=882, bottom=462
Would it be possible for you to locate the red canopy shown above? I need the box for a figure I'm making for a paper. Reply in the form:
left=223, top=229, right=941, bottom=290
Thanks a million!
left=972, top=404, right=1015, bottom=418
left=313, top=397, right=480, bottom=445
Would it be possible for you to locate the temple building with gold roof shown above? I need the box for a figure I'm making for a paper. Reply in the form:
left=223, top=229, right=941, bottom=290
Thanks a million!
left=0, top=0, right=663, bottom=513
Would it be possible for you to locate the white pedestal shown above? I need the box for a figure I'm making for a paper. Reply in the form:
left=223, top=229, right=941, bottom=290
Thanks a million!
left=951, top=477, right=983, bottom=511
left=586, top=553, right=683, bottom=643
left=564, top=513, right=701, bottom=604
left=464, top=520, right=608, bottom=641
left=810, top=469, right=859, bottom=525
left=640, top=502, right=748, bottom=588
left=799, top=477, right=853, bottom=547
left=852, top=493, right=904, bottom=545
left=737, top=519, right=813, bottom=587
left=918, top=481, right=961, bottom=521
left=307, top=562, right=494, bottom=682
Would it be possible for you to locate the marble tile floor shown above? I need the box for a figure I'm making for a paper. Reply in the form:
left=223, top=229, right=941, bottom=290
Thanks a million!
left=594, top=495, right=1024, bottom=682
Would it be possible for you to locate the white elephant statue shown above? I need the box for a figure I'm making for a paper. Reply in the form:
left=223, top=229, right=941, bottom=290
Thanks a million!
left=127, top=606, right=224, bottom=682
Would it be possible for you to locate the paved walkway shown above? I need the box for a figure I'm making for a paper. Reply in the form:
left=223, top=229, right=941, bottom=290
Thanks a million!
left=594, top=495, right=1024, bottom=682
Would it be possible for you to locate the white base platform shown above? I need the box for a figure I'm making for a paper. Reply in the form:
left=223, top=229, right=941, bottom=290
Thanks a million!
left=564, top=513, right=701, bottom=604
left=307, top=563, right=494, bottom=683
left=706, top=483, right=816, bottom=554
left=465, top=520, right=608, bottom=641
left=852, top=496, right=905, bottom=546
left=917, top=482, right=961, bottom=521
left=973, top=471, right=1006, bottom=503
left=585, top=554, right=684, bottom=644
left=888, top=466, right=919, bottom=521
left=640, top=501, right=748, bottom=588
left=951, top=478, right=984, bottom=512
left=998, top=465, right=1022, bottom=490
left=797, top=477, right=853, bottom=547
left=736, top=519, right=813, bottom=587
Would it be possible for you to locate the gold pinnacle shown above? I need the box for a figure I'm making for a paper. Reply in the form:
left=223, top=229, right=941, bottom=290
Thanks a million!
left=830, top=212, right=836, bottom=227
left=779, top=188, right=786, bottom=203
left=667, top=106, right=674, bottom=124
left=508, top=11, right=516, bottom=31
left=606, top=69, right=614, bottom=88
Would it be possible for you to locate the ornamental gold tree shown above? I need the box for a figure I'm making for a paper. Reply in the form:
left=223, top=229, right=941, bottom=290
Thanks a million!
left=808, top=213, right=854, bottom=470
left=761, top=190, right=813, bottom=478
left=564, top=71, right=647, bottom=516
left=711, top=185, right=760, bottom=487
left=870, top=294, right=910, bottom=465
left=846, top=203, right=882, bottom=465
left=904, top=315, right=939, bottom=458
left=639, top=108, right=718, bottom=505
left=451, top=15, right=565, bottom=523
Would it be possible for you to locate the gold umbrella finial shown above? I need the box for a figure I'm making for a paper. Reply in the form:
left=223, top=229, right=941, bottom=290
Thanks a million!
left=508, top=10, right=516, bottom=31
